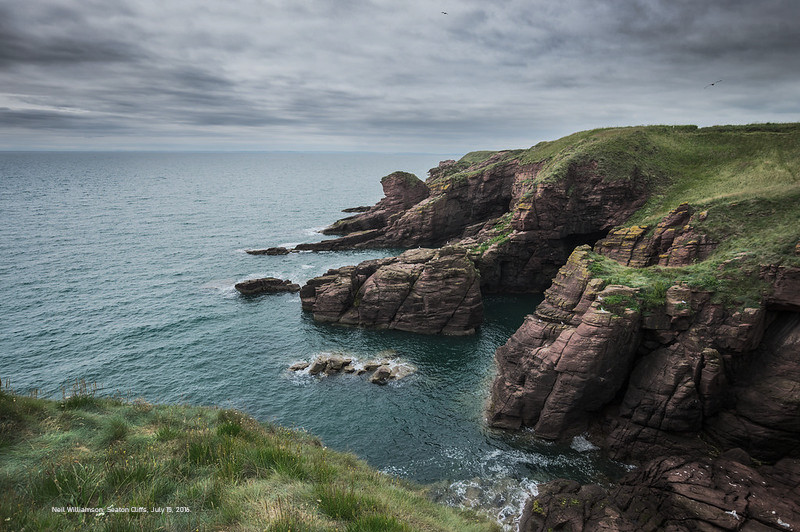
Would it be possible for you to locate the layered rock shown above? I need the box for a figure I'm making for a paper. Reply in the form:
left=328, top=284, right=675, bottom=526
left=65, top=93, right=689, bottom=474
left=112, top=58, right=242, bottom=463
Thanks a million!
left=234, top=277, right=300, bottom=295
left=321, top=171, right=429, bottom=236
left=299, top=246, right=483, bottom=335
left=297, top=155, right=521, bottom=253
left=489, top=241, right=800, bottom=463
left=594, top=202, right=717, bottom=267
left=520, top=454, right=800, bottom=532
left=488, top=246, right=643, bottom=437
left=300, top=154, right=651, bottom=294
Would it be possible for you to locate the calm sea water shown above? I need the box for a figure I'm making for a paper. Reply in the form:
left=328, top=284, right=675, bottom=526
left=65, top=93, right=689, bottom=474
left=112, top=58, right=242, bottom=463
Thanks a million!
left=0, top=152, right=626, bottom=524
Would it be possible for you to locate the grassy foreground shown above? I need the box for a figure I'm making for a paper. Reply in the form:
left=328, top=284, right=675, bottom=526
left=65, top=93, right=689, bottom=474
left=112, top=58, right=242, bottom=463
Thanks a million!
left=0, top=381, right=499, bottom=532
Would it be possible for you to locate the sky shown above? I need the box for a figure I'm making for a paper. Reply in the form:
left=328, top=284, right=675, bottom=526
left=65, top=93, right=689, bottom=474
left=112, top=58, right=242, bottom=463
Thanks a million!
left=1, top=0, right=799, bottom=153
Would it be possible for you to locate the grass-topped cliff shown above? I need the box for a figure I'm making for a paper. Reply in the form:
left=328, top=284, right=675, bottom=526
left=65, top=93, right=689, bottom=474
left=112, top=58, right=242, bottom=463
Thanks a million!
left=0, top=381, right=499, bottom=532
left=442, top=123, right=800, bottom=301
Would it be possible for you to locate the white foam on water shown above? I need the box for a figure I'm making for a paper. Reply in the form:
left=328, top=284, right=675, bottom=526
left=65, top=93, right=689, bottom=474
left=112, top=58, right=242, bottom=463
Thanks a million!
left=303, top=226, right=327, bottom=235
left=444, top=475, right=539, bottom=531
left=200, top=279, right=239, bottom=298
left=570, top=434, right=600, bottom=452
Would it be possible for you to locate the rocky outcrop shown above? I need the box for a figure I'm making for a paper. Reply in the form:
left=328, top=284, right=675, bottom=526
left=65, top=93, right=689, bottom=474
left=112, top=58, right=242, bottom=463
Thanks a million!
left=321, top=171, right=429, bottom=236
left=245, top=247, right=292, bottom=255
left=288, top=353, right=417, bottom=384
left=520, top=454, right=800, bottom=532
left=488, top=246, right=643, bottom=437
left=299, top=246, right=483, bottom=335
left=301, top=155, right=650, bottom=294
left=489, top=239, right=800, bottom=463
left=234, top=277, right=300, bottom=295
left=298, top=156, right=521, bottom=252
left=594, top=202, right=717, bottom=267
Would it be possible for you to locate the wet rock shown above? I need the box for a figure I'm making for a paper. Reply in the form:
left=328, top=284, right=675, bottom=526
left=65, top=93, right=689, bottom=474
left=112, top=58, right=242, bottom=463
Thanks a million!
left=341, top=206, right=371, bottom=213
left=245, top=247, right=291, bottom=255
left=369, top=365, right=393, bottom=385
left=307, top=356, right=329, bottom=375
left=300, top=246, right=483, bottom=335
left=290, top=354, right=416, bottom=384
left=234, top=277, right=300, bottom=295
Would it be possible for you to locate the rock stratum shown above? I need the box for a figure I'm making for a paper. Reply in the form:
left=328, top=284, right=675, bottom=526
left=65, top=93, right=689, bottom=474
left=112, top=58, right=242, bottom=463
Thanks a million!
left=299, top=246, right=483, bottom=335
left=258, top=124, right=800, bottom=529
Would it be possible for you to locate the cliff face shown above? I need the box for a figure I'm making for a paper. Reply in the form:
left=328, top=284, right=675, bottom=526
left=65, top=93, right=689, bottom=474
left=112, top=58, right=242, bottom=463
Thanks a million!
left=489, top=228, right=800, bottom=464
left=275, top=124, right=800, bottom=527
left=301, top=150, right=649, bottom=294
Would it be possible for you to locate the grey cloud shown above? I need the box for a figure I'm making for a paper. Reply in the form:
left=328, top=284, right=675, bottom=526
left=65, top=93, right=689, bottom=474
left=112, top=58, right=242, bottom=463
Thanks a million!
left=0, top=0, right=798, bottom=151
left=0, top=5, right=143, bottom=68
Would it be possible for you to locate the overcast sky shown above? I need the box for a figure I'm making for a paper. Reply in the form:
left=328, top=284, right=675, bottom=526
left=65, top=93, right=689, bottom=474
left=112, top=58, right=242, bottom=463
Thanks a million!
left=1, top=0, right=798, bottom=152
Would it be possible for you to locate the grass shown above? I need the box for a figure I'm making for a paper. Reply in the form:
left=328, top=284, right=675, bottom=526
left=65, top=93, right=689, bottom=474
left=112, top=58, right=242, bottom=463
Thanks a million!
left=0, top=380, right=500, bottom=532
left=462, top=123, right=800, bottom=301
left=586, top=251, right=768, bottom=311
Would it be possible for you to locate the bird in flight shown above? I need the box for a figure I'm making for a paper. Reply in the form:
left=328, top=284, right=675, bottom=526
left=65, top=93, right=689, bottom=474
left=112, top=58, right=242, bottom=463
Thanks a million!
left=704, top=80, right=722, bottom=89
left=441, top=11, right=448, bottom=14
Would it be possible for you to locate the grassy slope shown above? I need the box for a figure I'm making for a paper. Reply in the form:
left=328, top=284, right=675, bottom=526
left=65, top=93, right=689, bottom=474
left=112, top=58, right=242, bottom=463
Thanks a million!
left=450, top=124, right=800, bottom=306
left=0, top=383, right=499, bottom=532
left=525, top=123, right=800, bottom=267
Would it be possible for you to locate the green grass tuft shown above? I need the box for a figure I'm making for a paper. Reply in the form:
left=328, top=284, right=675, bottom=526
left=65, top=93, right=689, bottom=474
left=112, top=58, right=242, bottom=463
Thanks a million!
left=0, top=385, right=498, bottom=531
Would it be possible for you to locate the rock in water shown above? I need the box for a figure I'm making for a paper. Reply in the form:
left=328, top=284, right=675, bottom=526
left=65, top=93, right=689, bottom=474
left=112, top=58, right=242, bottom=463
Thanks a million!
left=370, top=365, right=393, bottom=385
left=299, top=246, right=483, bottom=335
left=320, top=171, right=429, bottom=236
left=234, top=277, right=300, bottom=295
left=245, top=247, right=291, bottom=255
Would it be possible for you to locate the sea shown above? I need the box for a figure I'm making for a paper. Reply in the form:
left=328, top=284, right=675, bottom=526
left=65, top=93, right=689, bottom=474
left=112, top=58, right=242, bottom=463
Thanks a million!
left=0, top=151, right=628, bottom=527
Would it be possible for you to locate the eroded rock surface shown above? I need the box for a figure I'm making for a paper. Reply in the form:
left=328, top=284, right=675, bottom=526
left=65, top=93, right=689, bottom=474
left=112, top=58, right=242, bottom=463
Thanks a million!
left=299, top=246, right=483, bottom=335
left=321, top=171, right=430, bottom=236
left=234, top=277, right=300, bottom=295
left=288, top=353, right=417, bottom=384
left=489, top=242, right=800, bottom=464
left=520, top=454, right=800, bottom=532
left=594, top=202, right=717, bottom=267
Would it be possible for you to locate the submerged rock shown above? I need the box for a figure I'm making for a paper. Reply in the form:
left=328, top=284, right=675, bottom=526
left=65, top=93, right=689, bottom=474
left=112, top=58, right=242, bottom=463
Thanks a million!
left=234, top=277, right=300, bottom=295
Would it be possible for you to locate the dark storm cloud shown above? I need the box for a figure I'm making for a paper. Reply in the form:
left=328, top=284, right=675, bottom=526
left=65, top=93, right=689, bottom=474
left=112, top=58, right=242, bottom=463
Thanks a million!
left=0, top=4, right=142, bottom=67
left=0, top=0, right=798, bottom=151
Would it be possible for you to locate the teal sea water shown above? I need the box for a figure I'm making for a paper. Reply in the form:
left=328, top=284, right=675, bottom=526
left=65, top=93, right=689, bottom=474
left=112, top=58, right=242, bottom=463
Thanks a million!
left=0, top=152, right=626, bottom=523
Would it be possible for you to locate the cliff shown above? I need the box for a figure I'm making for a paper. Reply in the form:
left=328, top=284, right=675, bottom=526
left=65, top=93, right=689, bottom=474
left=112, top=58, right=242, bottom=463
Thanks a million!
left=283, top=123, right=800, bottom=529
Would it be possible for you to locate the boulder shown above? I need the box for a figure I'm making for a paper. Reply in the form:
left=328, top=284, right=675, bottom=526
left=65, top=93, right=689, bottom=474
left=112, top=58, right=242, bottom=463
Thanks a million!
left=234, top=277, right=300, bottom=295
left=370, top=365, right=393, bottom=385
